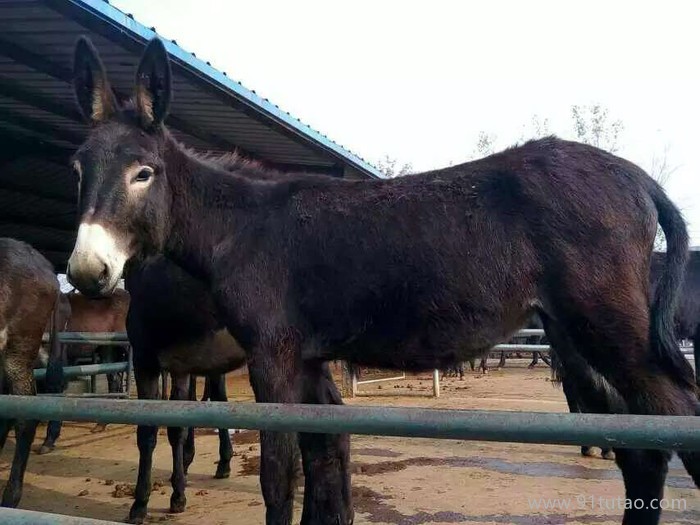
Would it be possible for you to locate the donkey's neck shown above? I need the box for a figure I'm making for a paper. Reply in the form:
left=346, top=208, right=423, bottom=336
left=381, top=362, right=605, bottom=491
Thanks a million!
left=162, top=141, right=252, bottom=281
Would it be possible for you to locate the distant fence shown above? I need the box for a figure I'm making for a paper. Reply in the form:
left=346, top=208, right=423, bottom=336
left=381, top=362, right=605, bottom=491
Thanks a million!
left=347, top=328, right=695, bottom=397
left=36, top=332, right=132, bottom=398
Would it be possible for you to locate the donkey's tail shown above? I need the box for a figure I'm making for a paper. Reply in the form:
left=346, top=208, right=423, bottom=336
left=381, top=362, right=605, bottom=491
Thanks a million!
left=648, top=180, right=694, bottom=390
left=44, top=292, right=65, bottom=394
left=548, top=347, right=564, bottom=386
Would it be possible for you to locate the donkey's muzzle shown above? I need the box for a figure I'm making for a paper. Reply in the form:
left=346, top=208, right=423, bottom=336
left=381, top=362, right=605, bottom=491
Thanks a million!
left=66, top=254, right=113, bottom=298
left=67, top=222, right=128, bottom=298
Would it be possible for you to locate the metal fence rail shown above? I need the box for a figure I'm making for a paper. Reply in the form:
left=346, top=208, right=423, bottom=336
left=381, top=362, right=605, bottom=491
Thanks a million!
left=1, top=395, right=699, bottom=451
left=0, top=508, right=122, bottom=524
left=37, top=332, right=133, bottom=398
left=33, top=362, right=129, bottom=381
left=41, top=332, right=129, bottom=344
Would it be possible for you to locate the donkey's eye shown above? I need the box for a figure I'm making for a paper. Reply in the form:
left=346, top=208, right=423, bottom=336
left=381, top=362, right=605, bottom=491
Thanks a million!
left=132, top=167, right=154, bottom=184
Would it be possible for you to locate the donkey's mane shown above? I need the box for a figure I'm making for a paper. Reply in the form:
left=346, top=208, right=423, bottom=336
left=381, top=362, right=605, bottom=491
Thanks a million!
left=163, top=128, right=346, bottom=190
left=185, top=149, right=263, bottom=173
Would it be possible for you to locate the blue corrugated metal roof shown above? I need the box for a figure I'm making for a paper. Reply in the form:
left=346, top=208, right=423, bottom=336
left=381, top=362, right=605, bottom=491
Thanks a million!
left=0, top=0, right=383, bottom=269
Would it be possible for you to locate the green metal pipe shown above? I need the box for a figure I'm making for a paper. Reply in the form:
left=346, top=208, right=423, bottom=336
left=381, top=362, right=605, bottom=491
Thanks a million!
left=41, top=332, right=129, bottom=344
left=33, top=362, right=128, bottom=381
left=493, top=344, right=550, bottom=352
left=0, top=508, right=122, bottom=524
left=0, top=396, right=698, bottom=451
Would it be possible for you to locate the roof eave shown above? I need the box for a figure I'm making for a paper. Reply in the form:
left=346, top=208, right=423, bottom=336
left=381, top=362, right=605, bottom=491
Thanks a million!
left=49, top=0, right=384, bottom=179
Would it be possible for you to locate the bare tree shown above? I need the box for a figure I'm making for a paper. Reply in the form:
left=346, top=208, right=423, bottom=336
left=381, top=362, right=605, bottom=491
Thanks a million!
left=469, top=131, right=497, bottom=160
left=375, top=155, right=413, bottom=178
left=517, top=114, right=552, bottom=142
left=570, top=104, right=624, bottom=153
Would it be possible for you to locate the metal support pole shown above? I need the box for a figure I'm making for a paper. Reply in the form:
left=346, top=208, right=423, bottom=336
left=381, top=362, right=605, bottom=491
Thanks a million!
left=90, top=352, right=98, bottom=394
left=125, top=345, right=133, bottom=399
left=432, top=369, right=440, bottom=398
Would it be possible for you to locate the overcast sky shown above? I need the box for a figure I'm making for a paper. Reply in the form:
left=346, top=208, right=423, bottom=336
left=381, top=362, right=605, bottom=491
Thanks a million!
left=111, top=0, right=700, bottom=243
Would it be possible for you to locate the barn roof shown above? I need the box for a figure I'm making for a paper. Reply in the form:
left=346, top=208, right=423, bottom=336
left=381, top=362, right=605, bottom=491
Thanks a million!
left=0, top=0, right=382, bottom=271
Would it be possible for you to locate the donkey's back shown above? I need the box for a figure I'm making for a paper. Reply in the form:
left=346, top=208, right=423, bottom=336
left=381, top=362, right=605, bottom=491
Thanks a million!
left=257, top=137, right=664, bottom=370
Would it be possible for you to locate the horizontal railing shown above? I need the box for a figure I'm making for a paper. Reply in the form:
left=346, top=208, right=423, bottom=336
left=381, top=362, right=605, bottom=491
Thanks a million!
left=41, top=332, right=129, bottom=345
left=33, top=362, right=129, bottom=381
left=0, top=508, right=122, bottom=524
left=1, top=395, right=699, bottom=451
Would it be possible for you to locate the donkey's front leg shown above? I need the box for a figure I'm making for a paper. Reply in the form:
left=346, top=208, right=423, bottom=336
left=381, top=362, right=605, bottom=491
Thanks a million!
left=167, top=373, right=190, bottom=513
left=299, top=361, right=353, bottom=525
left=128, top=366, right=160, bottom=525
left=247, top=344, right=302, bottom=525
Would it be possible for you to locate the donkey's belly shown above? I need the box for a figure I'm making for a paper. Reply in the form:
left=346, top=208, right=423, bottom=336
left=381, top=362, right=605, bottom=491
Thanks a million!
left=158, top=329, right=247, bottom=376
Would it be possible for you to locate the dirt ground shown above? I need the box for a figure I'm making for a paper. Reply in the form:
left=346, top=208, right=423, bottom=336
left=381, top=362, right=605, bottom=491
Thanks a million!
left=2, top=360, right=698, bottom=524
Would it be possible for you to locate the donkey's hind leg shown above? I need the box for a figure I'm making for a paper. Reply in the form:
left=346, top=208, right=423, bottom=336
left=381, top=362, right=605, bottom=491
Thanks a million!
left=299, top=361, right=352, bottom=525
left=0, top=367, right=10, bottom=452
left=544, top=292, right=697, bottom=525
left=183, top=375, right=197, bottom=476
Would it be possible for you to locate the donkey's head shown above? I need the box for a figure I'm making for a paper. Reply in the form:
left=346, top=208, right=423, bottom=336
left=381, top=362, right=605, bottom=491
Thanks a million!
left=67, top=37, right=173, bottom=297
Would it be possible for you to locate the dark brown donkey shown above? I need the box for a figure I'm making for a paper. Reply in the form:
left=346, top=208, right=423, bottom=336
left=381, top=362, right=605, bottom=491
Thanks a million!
left=66, top=37, right=700, bottom=525
left=0, top=238, right=62, bottom=508
left=124, top=255, right=247, bottom=524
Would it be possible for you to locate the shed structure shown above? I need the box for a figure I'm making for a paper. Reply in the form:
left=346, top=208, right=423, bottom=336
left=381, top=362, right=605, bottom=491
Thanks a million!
left=0, top=0, right=381, bottom=271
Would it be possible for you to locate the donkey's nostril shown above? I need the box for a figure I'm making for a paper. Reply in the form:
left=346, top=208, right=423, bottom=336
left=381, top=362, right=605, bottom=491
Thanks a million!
left=97, top=263, right=110, bottom=286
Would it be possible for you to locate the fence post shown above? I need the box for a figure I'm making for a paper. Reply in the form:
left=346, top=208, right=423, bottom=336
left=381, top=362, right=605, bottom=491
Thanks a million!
left=339, top=362, right=356, bottom=398
left=432, top=369, right=440, bottom=398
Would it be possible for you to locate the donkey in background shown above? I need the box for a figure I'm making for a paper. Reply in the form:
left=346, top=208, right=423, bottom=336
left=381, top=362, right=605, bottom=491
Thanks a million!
left=0, top=238, right=62, bottom=508
left=124, top=256, right=249, bottom=523
left=66, top=37, right=699, bottom=525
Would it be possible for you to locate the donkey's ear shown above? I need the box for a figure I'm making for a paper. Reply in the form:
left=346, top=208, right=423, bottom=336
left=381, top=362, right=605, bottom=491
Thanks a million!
left=73, top=36, right=117, bottom=124
left=134, top=38, right=172, bottom=129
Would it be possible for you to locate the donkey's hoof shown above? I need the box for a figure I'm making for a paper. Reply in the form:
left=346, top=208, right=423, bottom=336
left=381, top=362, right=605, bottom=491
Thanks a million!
left=0, top=494, right=19, bottom=509
left=169, top=495, right=187, bottom=513
left=34, top=443, right=55, bottom=455
left=127, top=504, right=147, bottom=524
left=90, top=423, right=108, bottom=433
left=601, top=450, right=616, bottom=461
left=581, top=446, right=595, bottom=457
left=214, top=463, right=231, bottom=479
